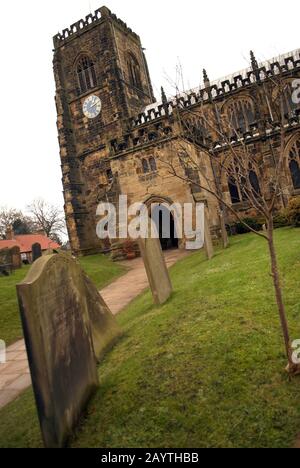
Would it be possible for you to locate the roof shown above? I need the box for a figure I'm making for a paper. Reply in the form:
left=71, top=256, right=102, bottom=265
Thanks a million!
left=0, top=235, right=60, bottom=254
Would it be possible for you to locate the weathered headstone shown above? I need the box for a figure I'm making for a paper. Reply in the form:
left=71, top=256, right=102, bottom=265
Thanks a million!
left=0, top=248, right=13, bottom=275
left=10, top=246, right=22, bottom=269
left=138, top=235, right=172, bottom=305
left=17, top=254, right=99, bottom=448
left=82, top=271, right=122, bottom=360
left=0, top=340, right=5, bottom=364
left=32, top=243, right=42, bottom=263
left=219, top=211, right=229, bottom=249
left=0, top=248, right=12, bottom=266
left=204, top=207, right=214, bottom=260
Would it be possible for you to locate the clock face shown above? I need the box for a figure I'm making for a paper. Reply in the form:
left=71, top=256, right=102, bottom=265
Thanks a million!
left=82, top=95, right=102, bottom=119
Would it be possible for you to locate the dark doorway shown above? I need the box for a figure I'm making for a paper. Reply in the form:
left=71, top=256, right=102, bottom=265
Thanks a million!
left=151, top=204, right=179, bottom=250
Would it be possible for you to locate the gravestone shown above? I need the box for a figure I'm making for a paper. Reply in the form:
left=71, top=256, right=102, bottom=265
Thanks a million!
left=0, top=248, right=13, bottom=275
left=138, top=235, right=172, bottom=305
left=32, top=243, right=42, bottom=263
left=219, top=212, right=229, bottom=249
left=204, top=207, right=214, bottom=260
left=0, top=340, right=5, bottom=364
left=17, top=254, right=99, bottom=448
left=82, top=271, right=122, bottom=360
left=0, top=248, right=12, bottom=265
left=10, top=246, right=22, bottom=269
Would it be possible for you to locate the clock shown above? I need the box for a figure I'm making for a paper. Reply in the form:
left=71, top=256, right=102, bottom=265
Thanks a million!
left=82, top=95, right=102, bottom=119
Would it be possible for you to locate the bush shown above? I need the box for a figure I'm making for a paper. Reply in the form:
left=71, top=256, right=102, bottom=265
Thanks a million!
left=229, top=217, right=264, bottom=235
left=286, top=196, right=300, bottom=227
left=273, top=212, right=290, bottom=229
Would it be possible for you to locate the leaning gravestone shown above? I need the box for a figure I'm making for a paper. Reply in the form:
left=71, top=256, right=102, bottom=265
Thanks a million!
left=138, top=234, right=172, bottom=305
left=82, top=272, right=122, bottom=360
left=32, top=243, right=42, bottom=262
left=204, top=207, right=214, bottom=260
left=219, top=212, right=229, bottom=249
left=17, top=254, right=99, bottom=448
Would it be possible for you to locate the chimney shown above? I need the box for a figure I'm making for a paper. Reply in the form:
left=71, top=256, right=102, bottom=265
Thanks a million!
left=6, top=226, right=14, bottom=240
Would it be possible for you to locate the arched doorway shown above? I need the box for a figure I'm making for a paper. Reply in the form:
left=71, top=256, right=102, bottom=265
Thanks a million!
left=151, top=203, right=179, bottom=250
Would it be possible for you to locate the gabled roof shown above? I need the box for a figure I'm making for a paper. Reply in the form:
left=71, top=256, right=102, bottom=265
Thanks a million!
left=0, top=235, right=60, bottom=254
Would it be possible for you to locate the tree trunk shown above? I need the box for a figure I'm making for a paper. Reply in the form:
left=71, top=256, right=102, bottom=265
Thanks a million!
left=267, top=217, right=295, bottom=372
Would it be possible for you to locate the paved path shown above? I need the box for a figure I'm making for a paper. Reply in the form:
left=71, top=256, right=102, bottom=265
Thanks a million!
left=101, top=249, right=189, bottom=315
left=0, top=249, right=188, bottom=409
left=0, top=340, right=31, bottom=409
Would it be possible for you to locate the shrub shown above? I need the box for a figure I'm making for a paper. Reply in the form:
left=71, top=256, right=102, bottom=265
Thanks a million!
left=286, top=196, right=300, bottom=227
left=229, top=217, right=264, bottom=235
left=273, top=212, right=290, bottom=229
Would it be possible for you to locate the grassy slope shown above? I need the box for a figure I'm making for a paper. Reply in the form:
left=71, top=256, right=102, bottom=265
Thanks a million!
left=0, top=254, right=126, bottom=345
left=78, top=254, right=127, bottom=289
left=0, top=228, right=300, bottom=448
left=0, top=266, right=30, bottom=345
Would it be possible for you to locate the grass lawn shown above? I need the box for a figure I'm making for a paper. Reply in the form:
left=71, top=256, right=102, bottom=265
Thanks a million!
left=0, top=254, right=126, bottom=345
left=78, top=254, right=127, bottom=289
left=0, top=227, right=300, bottom=448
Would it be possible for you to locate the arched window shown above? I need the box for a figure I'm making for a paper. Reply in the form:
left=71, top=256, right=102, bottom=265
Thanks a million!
left=282, top=83, right=300, bottom=117
left=273, top=82, right=300, bottom=120
left=185, top=117, right=209, bottom=143
left=228, top=177, right=240, bottom=204
left=249, top=170, right=261, bottom=197
left=226, top=98, right=255, bottom=133
left=142, top=159, right=149, bottom=173
left=149, top=157, right=157, bottom=172
left=289, top=139, right=300, bottom=189
left=128, top=53, right=142, bottom=89
left=290, top=160, right=300, bottom=189
left=77, top=56, right=97, bottom=94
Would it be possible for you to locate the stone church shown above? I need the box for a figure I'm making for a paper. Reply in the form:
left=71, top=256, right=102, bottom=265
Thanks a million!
left=53, top=6, right=300, bottom=256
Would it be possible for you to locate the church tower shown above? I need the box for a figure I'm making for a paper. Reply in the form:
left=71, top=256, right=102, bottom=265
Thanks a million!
left=53, top=6, right=155, bottom=254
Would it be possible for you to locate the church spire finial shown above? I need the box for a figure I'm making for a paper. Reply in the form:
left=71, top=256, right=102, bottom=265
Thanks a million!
left=203, top=69, right=210, bottom=87
left=161, top=86, right=168, bottom=105
left=250, top=50, right=259, bottom=70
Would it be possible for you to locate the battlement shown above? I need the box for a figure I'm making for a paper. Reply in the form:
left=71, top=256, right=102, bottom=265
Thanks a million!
left=135, top=49, right=300, bottom=129
left=207, top=48, right=300, bottom=92
left=109, top=108, right=300, bottom=159
left=53, top=5, right=139, bottom=49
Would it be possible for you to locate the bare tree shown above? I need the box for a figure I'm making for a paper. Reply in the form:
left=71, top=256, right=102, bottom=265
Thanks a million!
left=0, top=207, right=24, bottom=238
left=12, top=215, right=36, bottom=235
left=27, top=199, right=66, bottom=241
left=158, top=68, right=300, bottom=375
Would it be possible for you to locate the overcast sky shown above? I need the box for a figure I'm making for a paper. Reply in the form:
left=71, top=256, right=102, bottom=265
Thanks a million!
left=1, top=0, right=299, bottom=212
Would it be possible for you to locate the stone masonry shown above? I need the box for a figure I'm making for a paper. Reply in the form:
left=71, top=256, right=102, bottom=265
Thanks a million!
left=53, top=6, right=300, bottom=256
